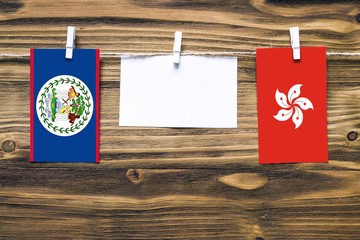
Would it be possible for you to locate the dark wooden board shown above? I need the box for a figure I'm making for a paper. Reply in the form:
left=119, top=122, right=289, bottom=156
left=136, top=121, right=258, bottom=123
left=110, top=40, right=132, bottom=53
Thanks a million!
left=0, top=0, right=359, bottom=239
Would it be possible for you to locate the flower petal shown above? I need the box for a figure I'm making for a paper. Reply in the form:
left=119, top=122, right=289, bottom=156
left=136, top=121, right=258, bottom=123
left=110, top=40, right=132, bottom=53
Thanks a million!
left=288, top=84, right=302, bottom=104
left=274, top=108, right=293, bottom=121
left=294, top=97, right=314, bottom=110
left=275, top=89, right=290, bottom=108
left=292, top=106, right=303, bottom=129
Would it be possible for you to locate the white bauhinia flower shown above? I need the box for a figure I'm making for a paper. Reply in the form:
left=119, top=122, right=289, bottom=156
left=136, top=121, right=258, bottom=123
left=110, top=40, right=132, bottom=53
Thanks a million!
left=273, top=84, right=314, bottom=129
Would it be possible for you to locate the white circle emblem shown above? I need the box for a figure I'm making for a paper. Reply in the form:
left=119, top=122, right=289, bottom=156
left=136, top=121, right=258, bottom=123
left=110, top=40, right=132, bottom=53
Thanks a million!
left=36, top=75, right=94, bottom=137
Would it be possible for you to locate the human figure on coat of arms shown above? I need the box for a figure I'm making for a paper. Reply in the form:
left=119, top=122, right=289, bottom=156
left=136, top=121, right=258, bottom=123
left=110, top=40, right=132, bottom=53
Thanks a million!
left=44, top=85, right=86, bottom=126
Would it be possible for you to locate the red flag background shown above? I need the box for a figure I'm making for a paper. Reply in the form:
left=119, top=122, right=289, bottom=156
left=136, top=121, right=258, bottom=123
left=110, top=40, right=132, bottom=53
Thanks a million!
left=257, top=47, right=328, bottom=164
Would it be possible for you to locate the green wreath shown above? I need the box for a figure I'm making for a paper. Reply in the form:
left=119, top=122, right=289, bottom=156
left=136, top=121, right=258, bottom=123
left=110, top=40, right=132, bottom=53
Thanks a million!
left=38, top=77, right=92, bottom=134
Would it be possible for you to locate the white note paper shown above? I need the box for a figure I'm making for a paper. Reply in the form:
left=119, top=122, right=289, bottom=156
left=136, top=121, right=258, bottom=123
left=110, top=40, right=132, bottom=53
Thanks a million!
left=119, top=56, right=237, bottom=128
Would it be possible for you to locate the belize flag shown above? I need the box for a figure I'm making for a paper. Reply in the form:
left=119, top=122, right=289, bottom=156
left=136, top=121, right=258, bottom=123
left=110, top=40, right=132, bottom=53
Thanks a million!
left=256, top=47, right=328, bottom=164
left=30, top=49, right=100, bottom=163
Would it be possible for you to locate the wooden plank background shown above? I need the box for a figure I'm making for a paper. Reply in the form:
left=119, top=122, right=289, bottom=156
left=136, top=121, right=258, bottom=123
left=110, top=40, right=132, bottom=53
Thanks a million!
left=1, top=0, right=360, bottom=239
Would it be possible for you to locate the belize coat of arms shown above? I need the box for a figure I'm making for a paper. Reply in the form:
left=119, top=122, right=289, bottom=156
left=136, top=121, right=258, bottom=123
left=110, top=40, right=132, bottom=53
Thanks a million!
left=36, top=75, right=93, bottom=137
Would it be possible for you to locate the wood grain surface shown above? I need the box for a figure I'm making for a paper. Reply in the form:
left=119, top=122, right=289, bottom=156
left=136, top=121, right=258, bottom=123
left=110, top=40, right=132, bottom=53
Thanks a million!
left=0, top=0, right=360, bottom=239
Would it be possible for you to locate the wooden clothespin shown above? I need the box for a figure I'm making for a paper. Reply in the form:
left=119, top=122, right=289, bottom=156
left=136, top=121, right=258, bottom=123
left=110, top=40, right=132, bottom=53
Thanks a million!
left=173, top=31, right=182, bottom=64
left=290, top=27, right=300, bottom=60
left=66, top=26, right=76, bottom=59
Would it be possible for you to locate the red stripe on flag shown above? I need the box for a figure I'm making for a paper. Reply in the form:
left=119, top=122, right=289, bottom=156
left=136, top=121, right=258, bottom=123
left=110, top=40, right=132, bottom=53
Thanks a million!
left=30, top=48, right=34, bottom=162
left=96, top=49, right=100, bottom=163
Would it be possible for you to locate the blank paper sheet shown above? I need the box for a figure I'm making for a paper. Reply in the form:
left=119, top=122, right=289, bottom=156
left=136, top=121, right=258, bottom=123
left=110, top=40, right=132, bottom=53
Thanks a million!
left=119, top=55, right=237, bottom=128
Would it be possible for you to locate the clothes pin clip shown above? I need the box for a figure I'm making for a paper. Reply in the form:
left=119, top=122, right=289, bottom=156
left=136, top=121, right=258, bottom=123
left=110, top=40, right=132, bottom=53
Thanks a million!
left=66, top=26, right=76, bottom=59
left=290, top=27, right=300, bottom=60
left=173, top=31, right=182, bottom=64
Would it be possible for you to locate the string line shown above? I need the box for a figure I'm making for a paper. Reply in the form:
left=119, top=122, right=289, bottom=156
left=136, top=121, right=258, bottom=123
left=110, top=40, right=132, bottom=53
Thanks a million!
left=0, top=51, right=359, bottom=58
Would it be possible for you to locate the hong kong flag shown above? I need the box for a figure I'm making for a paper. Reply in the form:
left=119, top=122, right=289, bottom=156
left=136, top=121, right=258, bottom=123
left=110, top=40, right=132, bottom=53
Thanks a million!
left=256, top=47, right=328, bottom=164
